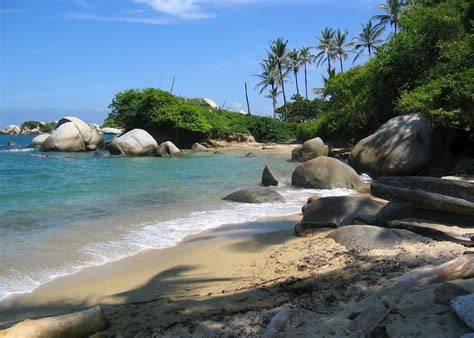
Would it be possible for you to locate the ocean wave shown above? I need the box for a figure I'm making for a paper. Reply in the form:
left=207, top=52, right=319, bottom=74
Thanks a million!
left=0, top=187, right=356, bottom=301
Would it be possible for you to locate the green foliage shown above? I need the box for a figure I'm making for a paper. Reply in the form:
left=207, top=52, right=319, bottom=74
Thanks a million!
left=20, top=121, right=57, bottom=132
left=276, top=95, right=328, bottom=122
left=106, top=88, right=296, bottom=146
left=296, top=0, right=473, bottom=145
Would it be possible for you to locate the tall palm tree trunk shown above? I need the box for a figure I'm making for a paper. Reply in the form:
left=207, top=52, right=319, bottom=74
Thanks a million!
left=368, top=45, right=372, bottom=58
left=327, top=55, right=332, bottom=72
left=304, top=63, right=308, bottom=100
left=278, top=65, right=288, bottom=121
left=271, top=83, right=277, bottom=119
left=294, top=70, right=300, bottom=96
left=339, top=56, right=344, bottom=73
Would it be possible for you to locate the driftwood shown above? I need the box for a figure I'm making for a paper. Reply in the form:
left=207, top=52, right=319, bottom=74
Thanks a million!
left=371, top=176, right=474, bottom=216
left=0, top=306, right=109, bottom=338
left=382, top=254, right=474, bottom=293
left=354, top=216, right=474, bottom=247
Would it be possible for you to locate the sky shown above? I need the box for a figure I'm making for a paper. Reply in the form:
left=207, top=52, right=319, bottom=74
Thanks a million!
left=0, top=0, right=382, bottom=126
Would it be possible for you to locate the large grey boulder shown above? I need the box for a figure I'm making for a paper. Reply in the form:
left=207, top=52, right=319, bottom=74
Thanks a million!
left=349, top=113, right=432, bottom=177
left=292, top=137, right=329, bottom=162
left=223, top=188, right=285, bottom=204
left=107, top=129, right=158, bottom=156
left=295, top=196, right=386, bottom=236
left=30, top=133, right=51, bottom=147
left=157, top=141, right=181, bottom=157
left=42, top=117, right=103, bottom=152
left=292, top=156, right=362, bottom=189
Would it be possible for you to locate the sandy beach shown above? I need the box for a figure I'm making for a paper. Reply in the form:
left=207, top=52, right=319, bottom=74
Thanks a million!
left=2, top=207, right=472, bottom=337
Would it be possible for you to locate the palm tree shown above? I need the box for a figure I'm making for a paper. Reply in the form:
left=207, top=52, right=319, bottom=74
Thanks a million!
left=314, top=27, right=336, bottom=73
left=333, top=29, right=350, bottom=72
left=269, top=38, right=289, bottom=120
left=373, top=0, right=405, bottom=34
left=299, top=47, right=312, bottom=100
left=287, top=49, right=301, bottom=96
left=352, top=20, right=385, bottom=63
left=255, top=57, right=280, bottom=118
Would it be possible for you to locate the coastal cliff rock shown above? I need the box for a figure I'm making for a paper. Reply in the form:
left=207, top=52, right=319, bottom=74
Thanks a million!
left=5, top=125, right=20, bottom=135
left=349, top=113, right=432, bottom=177
left=223, top=188, right=285, bottom=204
left=204, top=133, right=257, bottom=148
left=30, top=134, right=51, bottom=147
left=203, top=98, right=219, bottom=110
left=295, top=196, right=385, bottom=236
left=291, top=137, right=329, bottom=162
left=292, top=156, right=361, bottom=189
left=42, top=117, right=103, bottom=152
left=107, top=129, right=158, bottom=156
left=158, top=141, right=181, bottom=157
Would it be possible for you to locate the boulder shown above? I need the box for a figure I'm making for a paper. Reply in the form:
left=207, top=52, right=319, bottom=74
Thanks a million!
left=451, top=293, right=474, bottom=330
left=292, top=156, right=362, bottom=189
left=30, top=134, right=51, bottom=147
left=6, top=125, right=20, bottom=135
left=327, top=225, right=424, bottom=250
left=42, top=117, right=103, bottom=152
left=371, top=176, right=474, bottom=216
left=349, top=113, right=432, bottom=177
left=203, top=98, right=219, bottom=109
left=223, top=188, right=285, bottom=204
left=42, top=122, right=86, bottom=152
left=191, top=143, right=208, bottom=152
left=108, top=129, right=158, bottom=156
left=295, top=196, right=386, bottom=236
left=261, top=166, right=281, bottom=187
left=101, top=127, right=123, bottom=135
left=157, top=141, right=181, bottom=157
left=291, top=137, right=329, bottom=162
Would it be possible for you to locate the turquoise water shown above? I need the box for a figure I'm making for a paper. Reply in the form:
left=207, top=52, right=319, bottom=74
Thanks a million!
left=0, top=135, right=354, bottom=300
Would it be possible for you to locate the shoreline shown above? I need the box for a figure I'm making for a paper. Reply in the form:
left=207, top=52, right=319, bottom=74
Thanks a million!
left=0, top=213, right=302, bottom=328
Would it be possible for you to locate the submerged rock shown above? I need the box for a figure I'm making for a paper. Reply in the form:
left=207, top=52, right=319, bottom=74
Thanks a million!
left=223, top=188, right=285, bottom=204
left=291, top=137, right=329, bottom=162
left=107, top=129, right=158, bottom=156
left=292, top=156, right=361, bottom=189
left=157, top=141, right=181, bottom=157
left=349, top=113, right=432, bottom=177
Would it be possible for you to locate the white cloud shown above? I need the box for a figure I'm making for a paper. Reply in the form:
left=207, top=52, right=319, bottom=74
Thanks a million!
left=133, top=0, right=213, bottom=19
left=68, top=12, right=174, bottom=25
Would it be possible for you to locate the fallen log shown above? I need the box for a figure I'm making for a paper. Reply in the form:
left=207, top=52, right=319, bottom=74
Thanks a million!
left=382, top=254, right=474, bottom=293
left=0, top=306, right=109, bottom=338
left=371, top=176, right=474, bottom=216
left=354, top=216, right=474, bottom=247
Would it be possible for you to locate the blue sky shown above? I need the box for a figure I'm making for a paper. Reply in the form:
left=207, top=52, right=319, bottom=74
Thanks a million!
left=0, top=0, right=382, bottom=126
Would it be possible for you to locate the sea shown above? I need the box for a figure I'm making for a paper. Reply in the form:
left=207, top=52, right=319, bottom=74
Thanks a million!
left=0, top=135, right=356, bottom=301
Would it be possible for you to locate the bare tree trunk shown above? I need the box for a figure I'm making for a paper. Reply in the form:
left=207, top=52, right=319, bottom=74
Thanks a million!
left=245, top=82, right=251, bottom=115
left=0, top=306, right=109, bottom=338
left=170, top=76, right=175, bottom=94
left=383, top=254, right=474, bottom=293
left=271, top=84, right=277, bottom=119
left=339, top=56, right=344, bottom=73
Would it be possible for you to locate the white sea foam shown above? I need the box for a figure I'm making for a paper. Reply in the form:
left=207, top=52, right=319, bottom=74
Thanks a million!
left=0, top=186, right=356, bottom=301
left=0, top=148, right=34, bottom=153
